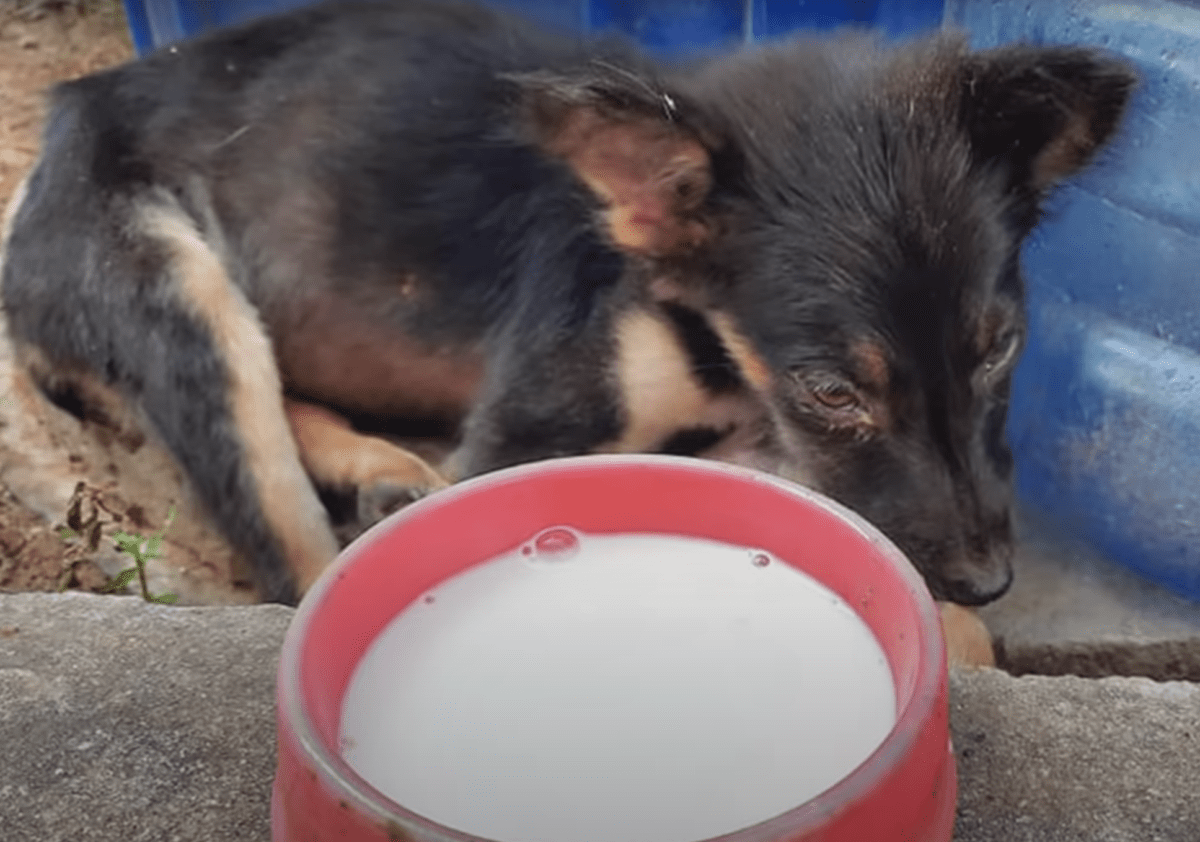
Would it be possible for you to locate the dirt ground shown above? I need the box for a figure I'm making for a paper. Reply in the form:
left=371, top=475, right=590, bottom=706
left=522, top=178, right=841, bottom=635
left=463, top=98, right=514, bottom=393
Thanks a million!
left=0, top=1, right=259, bottom=602
left=0, top=1, right=131, bottom=205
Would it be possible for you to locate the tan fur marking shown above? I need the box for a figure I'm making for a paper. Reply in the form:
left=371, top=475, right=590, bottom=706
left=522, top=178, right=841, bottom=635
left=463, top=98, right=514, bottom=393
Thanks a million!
left=276, top=296, right=483, bottom=419
left=1033, top=109, right=1096, bottom=188
left=849, top=339, right=893, bottom=432
left=285, top=399, right=448, bottom=492
left=940, top=602, right=996, bottom=668
left=545, top=109, right=712, bottom=256
left=397, top=272, right=419, bottom=298
left=140, top=202, right=339, bottom=593
left=708, top=312, right=774, bottom=393
left=851, top=339, right=890, bottom=391
left=607, top=310, right=711, bottom=452
left=607, top=308, right=765, bottom=455
left=605, top=307, right=766, bottom=455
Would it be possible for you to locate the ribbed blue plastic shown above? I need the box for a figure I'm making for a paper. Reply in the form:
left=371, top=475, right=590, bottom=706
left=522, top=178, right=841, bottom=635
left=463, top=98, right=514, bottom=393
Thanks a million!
left=119, top=0, right=1200, bottom=601
left=121, top=1, right=945, bottom=54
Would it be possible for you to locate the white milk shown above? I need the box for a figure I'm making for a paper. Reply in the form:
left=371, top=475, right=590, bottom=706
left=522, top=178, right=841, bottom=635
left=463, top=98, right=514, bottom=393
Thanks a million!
left=340, top=529, right=896, bottom=842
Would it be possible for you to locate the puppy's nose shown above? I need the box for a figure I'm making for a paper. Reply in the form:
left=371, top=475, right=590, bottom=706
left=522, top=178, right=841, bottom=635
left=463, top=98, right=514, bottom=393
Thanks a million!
left=940, top=556, right=1014, bottom=606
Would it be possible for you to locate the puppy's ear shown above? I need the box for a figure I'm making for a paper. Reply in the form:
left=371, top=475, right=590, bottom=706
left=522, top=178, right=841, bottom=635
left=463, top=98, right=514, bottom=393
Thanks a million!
left=959, top=45, right=1136, bottom=193
left=506, top=64, right=717, bottom=257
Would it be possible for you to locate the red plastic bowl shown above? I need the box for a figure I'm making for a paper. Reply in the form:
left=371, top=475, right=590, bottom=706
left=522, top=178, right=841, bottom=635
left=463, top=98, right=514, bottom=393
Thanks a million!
left=272, top=454, right=956, bottom=842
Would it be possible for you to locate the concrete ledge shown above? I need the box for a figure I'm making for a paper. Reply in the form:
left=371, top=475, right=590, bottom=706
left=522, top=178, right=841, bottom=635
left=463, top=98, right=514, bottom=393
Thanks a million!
left=0, top=592, right=290, bottom=842
left=2, top=592, right=1198, bottom=842
left=981, top=513, right=1200, bottom=681
left=950, top=669, right=1200, bottom=842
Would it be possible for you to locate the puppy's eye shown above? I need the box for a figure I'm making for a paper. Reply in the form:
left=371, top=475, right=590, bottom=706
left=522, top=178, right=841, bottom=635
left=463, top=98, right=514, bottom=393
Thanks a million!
left=811, top=381, right=860, bottom=410
left=790, top=372, right=875, bottom=436
left=793, top=373, right=863, bottom=414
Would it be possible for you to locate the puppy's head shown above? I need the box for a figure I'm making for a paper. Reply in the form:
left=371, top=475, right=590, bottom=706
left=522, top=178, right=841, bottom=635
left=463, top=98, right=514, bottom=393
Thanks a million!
left=508, top=37, right=1136, bottom=606
left=682, top=33, right=1135, bottom=604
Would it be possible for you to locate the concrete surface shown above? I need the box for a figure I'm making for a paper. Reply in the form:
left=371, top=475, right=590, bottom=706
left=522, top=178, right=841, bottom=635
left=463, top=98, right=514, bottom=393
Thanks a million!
left=2, top=591, right=1200, bottom=842
left=981, top=511, right=1200, bottom=680
left=950, top=669, right=1200, bottom=842
left=0, top=593, right=289, bottom=842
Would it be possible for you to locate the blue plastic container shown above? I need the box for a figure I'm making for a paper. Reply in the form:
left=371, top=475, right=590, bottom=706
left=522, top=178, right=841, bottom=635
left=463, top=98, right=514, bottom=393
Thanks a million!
left=121, top=1, right=946, bottom=55
left=120, top=0, right=1200, bottom=601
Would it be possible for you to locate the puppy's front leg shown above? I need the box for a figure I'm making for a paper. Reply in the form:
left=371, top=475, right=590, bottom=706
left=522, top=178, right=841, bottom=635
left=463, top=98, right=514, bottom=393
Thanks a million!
left=940, top=602, right=996, bottom=668
left=285, top=398, right=449, bottom=532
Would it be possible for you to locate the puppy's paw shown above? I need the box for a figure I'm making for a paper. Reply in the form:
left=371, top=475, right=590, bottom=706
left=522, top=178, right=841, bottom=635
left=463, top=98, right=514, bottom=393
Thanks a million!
left=322, top=463, right=449, bottom=547
left=287, top=398, right=452, bottom=542
left=940, top=602, right=996, bottom=668
left=355, top=469, right=448, bottom=527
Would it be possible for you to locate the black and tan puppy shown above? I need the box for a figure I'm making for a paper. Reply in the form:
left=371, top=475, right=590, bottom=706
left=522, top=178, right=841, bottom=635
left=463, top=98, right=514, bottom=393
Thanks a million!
left=0, top=0, right=1133, bottom=604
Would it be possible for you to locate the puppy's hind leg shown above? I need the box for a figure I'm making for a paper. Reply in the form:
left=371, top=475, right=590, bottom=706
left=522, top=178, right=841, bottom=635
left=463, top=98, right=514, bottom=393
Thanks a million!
left=132, top=201, right=339, bottom=600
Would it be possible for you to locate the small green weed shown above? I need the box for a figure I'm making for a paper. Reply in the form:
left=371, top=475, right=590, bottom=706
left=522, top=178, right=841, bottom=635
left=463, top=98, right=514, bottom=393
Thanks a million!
left=58, top=482, right=178, bottom=604
left=102, top=506, right=179, bottom=604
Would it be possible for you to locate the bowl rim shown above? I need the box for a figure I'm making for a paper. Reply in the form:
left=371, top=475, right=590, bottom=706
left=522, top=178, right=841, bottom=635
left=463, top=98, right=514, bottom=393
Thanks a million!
left=276, top=453, right=947, bottom=842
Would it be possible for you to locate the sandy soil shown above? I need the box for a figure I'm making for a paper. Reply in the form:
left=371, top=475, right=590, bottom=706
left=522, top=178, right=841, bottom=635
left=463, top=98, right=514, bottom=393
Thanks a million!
left=0, top=1, right=132, bottom=205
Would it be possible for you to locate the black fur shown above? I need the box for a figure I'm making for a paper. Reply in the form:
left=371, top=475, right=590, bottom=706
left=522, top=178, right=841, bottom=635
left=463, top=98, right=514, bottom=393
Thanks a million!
left=660, top=300, right=744, bottom=394
left=0, top=0, right=1135, bottom=604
